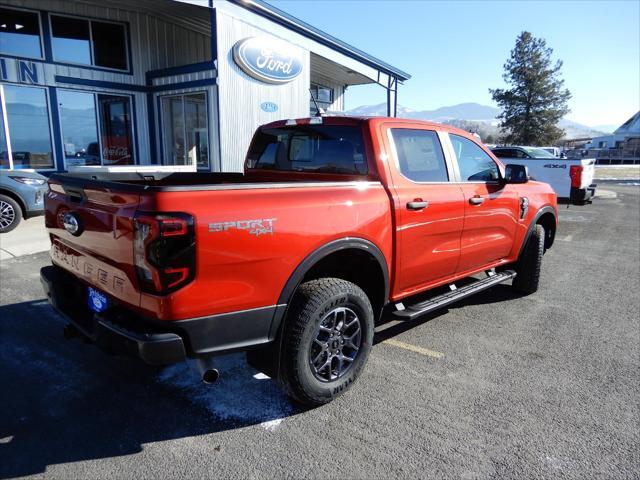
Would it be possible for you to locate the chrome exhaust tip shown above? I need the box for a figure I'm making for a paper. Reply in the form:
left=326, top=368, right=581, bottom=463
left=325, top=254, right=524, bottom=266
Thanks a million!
left=202, top=368, right=220, bottom=384
left=196, top=358, right=220, bottom=384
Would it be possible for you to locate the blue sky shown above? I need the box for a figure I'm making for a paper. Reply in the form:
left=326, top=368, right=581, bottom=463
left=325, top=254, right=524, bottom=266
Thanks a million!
left=271, top=0, right=639, bottom=127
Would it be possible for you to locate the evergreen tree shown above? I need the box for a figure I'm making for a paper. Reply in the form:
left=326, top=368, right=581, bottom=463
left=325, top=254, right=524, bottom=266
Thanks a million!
left=490, top=31, right=571, bottom=145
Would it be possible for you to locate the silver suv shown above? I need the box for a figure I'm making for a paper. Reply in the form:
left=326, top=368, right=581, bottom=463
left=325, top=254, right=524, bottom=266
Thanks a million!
left=0, top=170, right=48, bottom=233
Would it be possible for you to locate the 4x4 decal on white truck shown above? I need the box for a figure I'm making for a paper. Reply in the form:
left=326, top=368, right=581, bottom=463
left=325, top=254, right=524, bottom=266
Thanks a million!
left=208, top=218, right=276, bottom=236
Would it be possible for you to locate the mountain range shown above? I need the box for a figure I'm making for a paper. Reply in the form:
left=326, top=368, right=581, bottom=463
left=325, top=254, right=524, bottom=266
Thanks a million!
left=345, top=102, right=612, bottom=139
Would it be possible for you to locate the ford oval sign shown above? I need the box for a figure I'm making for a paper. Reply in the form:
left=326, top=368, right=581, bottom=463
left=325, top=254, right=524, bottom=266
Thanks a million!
left=260, top=101, right=278, bottom=113
left=233, top=37, right=303, bottom=84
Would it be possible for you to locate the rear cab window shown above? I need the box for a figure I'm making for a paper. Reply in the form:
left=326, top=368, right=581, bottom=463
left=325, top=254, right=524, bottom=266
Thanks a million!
left=246, top=125, right=368, bottom=175
left=389, top=128, right=449, bottom=182
left=521, top=147, right=556, bottom=159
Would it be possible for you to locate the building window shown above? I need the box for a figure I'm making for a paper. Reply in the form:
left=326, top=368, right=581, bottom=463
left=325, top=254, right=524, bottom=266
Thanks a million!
left=91, top=22, right=127, bottom=70
left=310, top=83, right=334, bottom=112
left=58, top=90, right=135, bottom=167
left=0, top=84, right=54, bottom=169
left=161, top=93, right=209, bottom=169
left=51, top=15, right=128, bottom=71
left=0, top=7, right=43, bottom=58
left=58, top=90, right=100, bottom=166
left=51, top=16, right=91, bottom=65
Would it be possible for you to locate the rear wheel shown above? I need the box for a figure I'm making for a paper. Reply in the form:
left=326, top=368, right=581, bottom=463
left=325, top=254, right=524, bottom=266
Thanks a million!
left=0, top=195, right=21, bottom=234
left=513, top=224, right=544, bottom=294
left=280, top=278, right=374, bottom=406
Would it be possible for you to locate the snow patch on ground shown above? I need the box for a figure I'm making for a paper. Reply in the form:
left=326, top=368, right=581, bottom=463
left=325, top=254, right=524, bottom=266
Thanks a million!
left=157, top=354, right=294, bottom=431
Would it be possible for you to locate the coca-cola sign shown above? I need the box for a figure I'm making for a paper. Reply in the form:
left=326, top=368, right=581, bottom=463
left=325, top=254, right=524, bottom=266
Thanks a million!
left=232, top=37, right=303, bottom=84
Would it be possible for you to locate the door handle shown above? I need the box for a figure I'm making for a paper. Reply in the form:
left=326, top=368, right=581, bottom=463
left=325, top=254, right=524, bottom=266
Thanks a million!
left=407, top=200, right=428, bottom=210
left=469, top=196, right=485, bottom=205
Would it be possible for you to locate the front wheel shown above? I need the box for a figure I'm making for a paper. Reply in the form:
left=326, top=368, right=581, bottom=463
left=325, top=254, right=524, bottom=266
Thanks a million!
left=0, top=194, right=22, bottom=234
left=280, top=278, right=374, bottom=406
left=513, top=224, right=545, bottom=295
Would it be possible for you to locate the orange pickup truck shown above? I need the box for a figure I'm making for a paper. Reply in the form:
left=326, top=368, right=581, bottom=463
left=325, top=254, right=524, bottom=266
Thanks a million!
left=41, top=116, right=557, bottom=406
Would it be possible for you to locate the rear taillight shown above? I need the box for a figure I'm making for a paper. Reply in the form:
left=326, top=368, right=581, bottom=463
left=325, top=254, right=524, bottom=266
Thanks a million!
left=569, top=165, right=583, bottom=189
left=134, top=212, right=195, bottom=295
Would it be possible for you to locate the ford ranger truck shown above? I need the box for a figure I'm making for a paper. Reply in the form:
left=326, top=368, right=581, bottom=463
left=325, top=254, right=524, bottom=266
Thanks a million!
left=40, top=117, right=558, bottom=406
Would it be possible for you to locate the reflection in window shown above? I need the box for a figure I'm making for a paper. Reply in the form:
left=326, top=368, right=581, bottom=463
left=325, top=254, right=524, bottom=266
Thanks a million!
left=162, top=93, right=209, bottom=168
left=450, top=134, right=499, bottom=182
left=3, top=85, right=53, bottom=169
left=58, top=90, right=100, bottom=166
left=247, top=125, right=367, bottom=175
left=51, top=15, right=91, bottom=65
left=391, top=129, right=448, bottom=182
left=98, top=95, right=135, bottom=165
left=309, top=83, right=334, bottom=113
left=51, top=16, right=128, bottom=70
left=0, top=7, right=42, bottom=58
left=0, top=109, right=9, bottom=169
left=184, top=94, right=208, bottom=168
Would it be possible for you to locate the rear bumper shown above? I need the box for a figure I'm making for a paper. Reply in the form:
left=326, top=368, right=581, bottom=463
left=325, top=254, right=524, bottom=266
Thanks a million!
left=24, top=209, right=45, bottom=219
left=40, top=265, right=286, bottom=365
left=570, top=184, right=596, bottom=204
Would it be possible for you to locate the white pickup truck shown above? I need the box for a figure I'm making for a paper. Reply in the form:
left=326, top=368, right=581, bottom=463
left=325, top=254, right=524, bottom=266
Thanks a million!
left=491, top=146, right=596, bottom=204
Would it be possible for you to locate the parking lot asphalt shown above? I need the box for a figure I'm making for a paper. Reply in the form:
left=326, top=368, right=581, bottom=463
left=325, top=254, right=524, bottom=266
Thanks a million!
left=0, top=185, right=638, bottom=479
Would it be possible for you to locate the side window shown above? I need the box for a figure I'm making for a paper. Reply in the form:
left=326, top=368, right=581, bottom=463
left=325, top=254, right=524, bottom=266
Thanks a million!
left=390, top=129, right=448, bottom=182
left=492, top=149, right=510, bottom=158
left=450, top=134, right=500, bottom=182
left=0, top=7, right=42, bottom=58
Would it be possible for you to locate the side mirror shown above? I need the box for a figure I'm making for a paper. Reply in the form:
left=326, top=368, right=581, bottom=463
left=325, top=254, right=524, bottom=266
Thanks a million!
left=504, top=164, right=529, bottom=183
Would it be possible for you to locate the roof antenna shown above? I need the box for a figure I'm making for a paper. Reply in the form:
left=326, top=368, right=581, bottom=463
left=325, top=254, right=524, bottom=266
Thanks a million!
left=309, top=88, right=325, bottom=117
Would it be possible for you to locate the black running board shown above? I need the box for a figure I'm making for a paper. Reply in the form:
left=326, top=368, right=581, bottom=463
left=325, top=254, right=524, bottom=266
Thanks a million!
left=392, top=270, right=517, bottom=321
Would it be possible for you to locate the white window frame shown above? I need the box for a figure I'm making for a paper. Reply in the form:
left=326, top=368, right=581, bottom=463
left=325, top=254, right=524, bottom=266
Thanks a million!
left=0, top=5, right=45, bottom=60
left=0, top=83, right=57, bottom=171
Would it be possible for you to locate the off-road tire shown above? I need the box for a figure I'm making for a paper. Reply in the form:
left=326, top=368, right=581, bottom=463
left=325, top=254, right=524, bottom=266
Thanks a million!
left=513, top=224, right=544, bottom=295
left=0, top=194, right=21, bottom=234
left=280, top=278, right=374, bottom=406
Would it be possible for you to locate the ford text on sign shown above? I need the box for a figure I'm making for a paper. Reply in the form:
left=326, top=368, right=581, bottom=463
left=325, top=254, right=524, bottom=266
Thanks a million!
left=232, top=37, right=303, bottom=84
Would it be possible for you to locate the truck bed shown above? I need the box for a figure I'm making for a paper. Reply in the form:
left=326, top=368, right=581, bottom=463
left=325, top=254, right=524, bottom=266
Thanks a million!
left=50, top=171, right=373, bottom=193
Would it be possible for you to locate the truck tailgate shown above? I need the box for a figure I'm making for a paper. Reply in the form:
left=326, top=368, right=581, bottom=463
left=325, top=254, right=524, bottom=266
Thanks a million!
left=45, top=181, right=142, bottom=309
left=579, top=158, right=596, bottom=189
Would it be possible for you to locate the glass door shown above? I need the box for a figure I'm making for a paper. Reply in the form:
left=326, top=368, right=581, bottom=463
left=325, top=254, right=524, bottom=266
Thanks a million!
left=161, top=92, right=209, bottom=169
left=58, top=90, right=135, bottom=167
left=98, top=94, right=135, bottom=165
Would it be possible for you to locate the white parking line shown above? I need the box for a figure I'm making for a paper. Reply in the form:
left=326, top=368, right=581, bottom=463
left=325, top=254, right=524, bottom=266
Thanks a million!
left=383, top=338, right=444, bottom=359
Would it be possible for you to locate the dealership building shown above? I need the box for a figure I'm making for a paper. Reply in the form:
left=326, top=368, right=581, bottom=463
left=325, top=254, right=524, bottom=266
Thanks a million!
left=0, top=0, right=410, bottom=173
